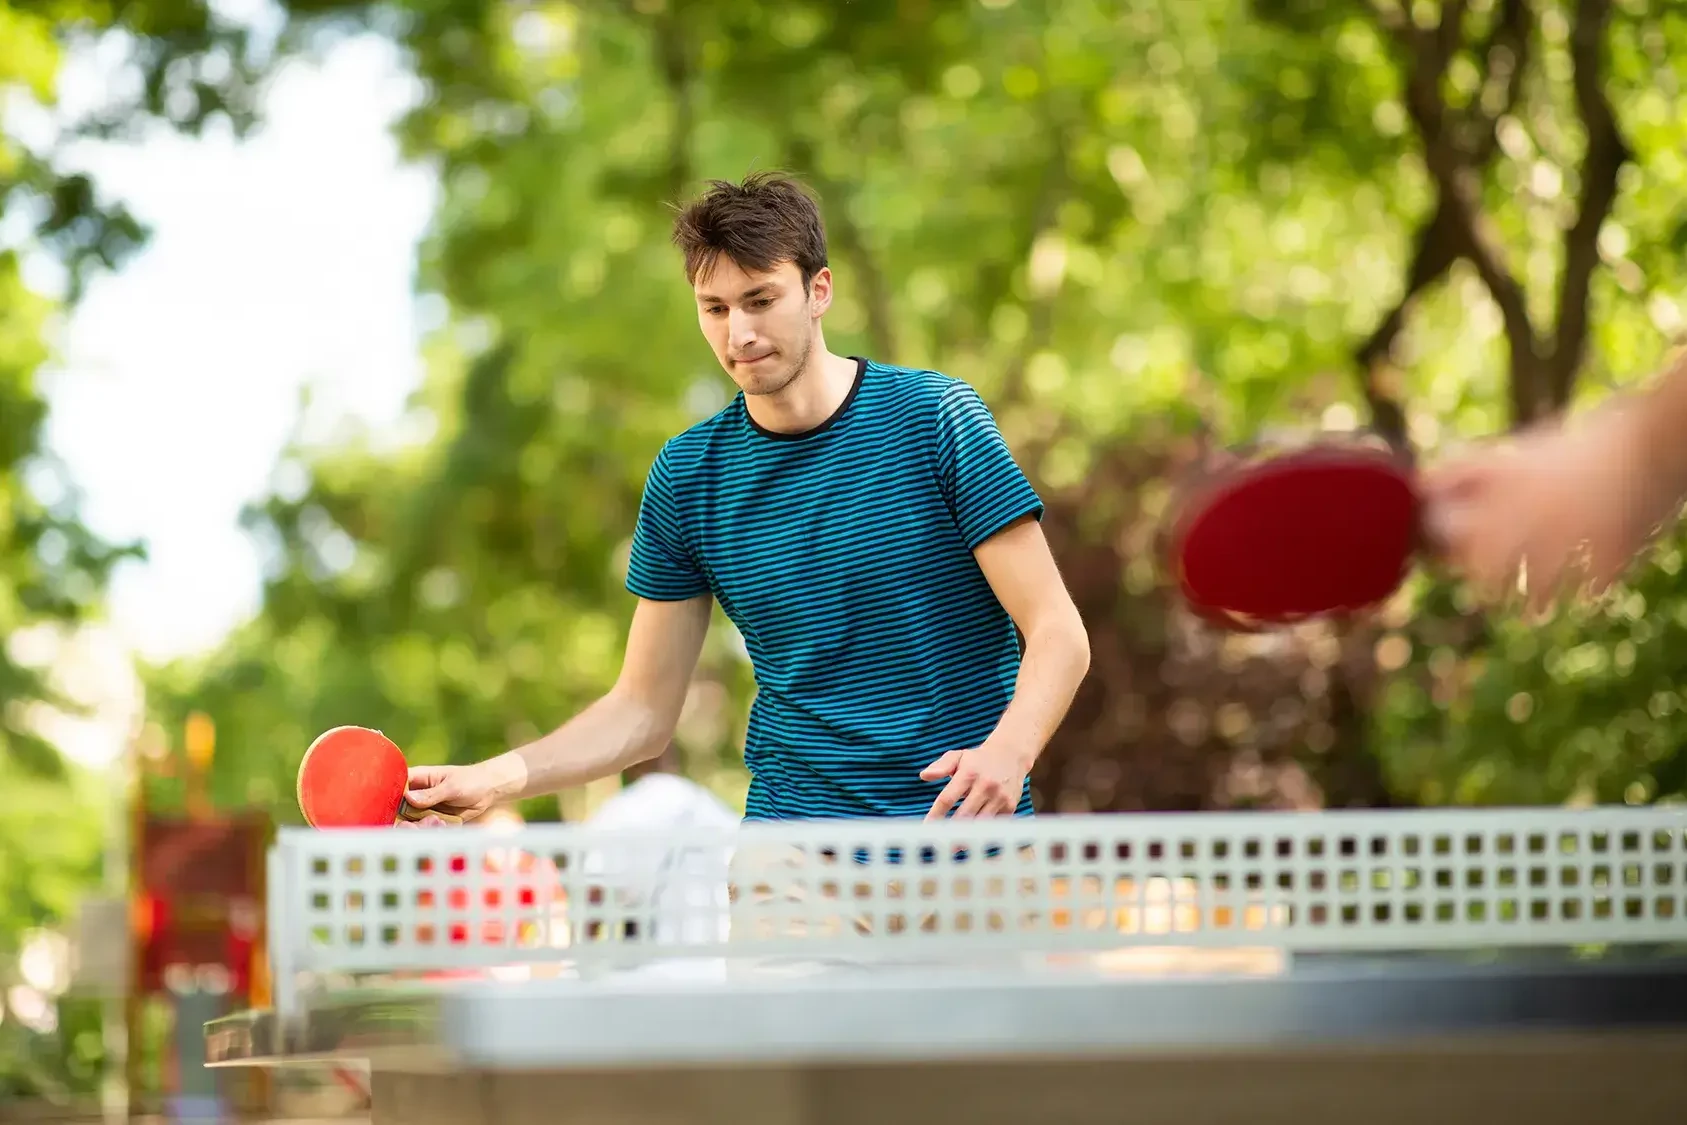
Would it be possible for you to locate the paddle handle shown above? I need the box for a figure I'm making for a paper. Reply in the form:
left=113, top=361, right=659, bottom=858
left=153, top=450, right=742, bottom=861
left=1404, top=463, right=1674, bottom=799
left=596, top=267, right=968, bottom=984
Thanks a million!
left=397, top=797, right=468, bottom=826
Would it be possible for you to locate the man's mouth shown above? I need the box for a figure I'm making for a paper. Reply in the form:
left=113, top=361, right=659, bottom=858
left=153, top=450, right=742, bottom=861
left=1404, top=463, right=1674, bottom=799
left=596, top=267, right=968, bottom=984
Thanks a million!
left=735, top=351, right=774, bottom=365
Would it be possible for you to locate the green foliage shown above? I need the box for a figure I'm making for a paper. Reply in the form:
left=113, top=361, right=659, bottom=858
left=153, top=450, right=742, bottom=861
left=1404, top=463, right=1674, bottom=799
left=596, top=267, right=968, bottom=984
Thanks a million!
left=1380, top=532, right=1687, bottom=807
left=0, top=0, right=288, bottom=1093
left=124, top=0, right=1687, bottom=823
left=1, top=0, right=279, bottom=767
left=8, top=0, right=1687, bottom=977
left=0, top=8, right=1678, bottom=1104
left=0, top=994, right=109, bottom=1102
left=0, top=753, right=105, bottom=929
left=0, top=752, right=107, bottom=1100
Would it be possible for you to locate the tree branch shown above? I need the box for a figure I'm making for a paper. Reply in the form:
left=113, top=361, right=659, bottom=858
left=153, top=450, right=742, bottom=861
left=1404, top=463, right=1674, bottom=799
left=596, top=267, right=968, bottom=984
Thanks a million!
left=1547, top=0, right=1629, bottom=407
left=1435, top=0, right=1472, bottom=64
left=1404, top=99, right=1536, bottom=359
left=1382, top=0, right=1543, bottom=416
left=1464, top=0, right=1532, bottom=165
left=1372, top=0, right=1468, bottom=72
left=1355, top=202, right=1462, bottom=450
left=1354, top=0, right=1532, bottom=448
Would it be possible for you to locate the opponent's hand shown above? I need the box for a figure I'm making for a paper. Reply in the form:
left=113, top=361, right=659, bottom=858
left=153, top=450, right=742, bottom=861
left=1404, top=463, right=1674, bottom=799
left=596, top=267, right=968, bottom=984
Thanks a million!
left=400, top=762, right=507, bottom=827
left=1421, top=399, right=1681, bottom=616
left=921, top=744, right=1028, bottom=820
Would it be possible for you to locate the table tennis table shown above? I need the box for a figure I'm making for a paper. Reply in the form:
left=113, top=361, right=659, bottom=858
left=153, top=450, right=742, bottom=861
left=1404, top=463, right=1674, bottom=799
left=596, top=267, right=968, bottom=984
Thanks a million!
left=207, top=806, right=1687, bottom=1124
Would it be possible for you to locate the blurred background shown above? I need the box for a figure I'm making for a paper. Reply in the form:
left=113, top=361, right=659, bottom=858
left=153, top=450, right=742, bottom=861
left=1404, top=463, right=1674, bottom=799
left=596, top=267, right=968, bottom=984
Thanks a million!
left=2, top=0, right=1685, bottom=1119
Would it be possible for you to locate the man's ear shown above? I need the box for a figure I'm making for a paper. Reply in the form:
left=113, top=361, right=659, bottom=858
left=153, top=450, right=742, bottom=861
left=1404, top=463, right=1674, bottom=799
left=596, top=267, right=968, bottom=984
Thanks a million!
left=809, top=266, right=834, bottom=319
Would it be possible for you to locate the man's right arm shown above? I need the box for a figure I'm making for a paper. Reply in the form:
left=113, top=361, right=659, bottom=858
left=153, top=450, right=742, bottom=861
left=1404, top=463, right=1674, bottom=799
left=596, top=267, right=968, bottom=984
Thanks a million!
left=406, top=595, right=713, bottom=813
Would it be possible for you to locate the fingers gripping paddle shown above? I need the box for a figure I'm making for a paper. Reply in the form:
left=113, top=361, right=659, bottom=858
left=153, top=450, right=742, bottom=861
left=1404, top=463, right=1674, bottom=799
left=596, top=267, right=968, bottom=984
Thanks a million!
left=1168, top=441, right=1424, bottom=630
left=296, top=726, right=465, bottom=827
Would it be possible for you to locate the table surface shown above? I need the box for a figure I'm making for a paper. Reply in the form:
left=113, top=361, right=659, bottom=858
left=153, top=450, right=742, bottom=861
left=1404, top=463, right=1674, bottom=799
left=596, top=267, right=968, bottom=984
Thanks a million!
left=207, top=949, right=1687, bottom=1073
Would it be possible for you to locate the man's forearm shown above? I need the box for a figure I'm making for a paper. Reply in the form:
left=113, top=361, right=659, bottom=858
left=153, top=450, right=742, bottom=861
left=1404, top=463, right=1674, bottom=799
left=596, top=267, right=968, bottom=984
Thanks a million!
left=986, top=615, right=1091, bottom=768
left=1635, top=348, right=1687, bottom=503
left=479, top=691, right=673, bottom=802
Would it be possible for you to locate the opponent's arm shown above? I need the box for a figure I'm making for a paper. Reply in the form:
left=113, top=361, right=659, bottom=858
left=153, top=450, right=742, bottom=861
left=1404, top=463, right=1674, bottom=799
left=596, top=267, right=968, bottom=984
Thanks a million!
left=406, top=595, right=711, bottom=814
left=1422, top=346, right=1687, bottom=610
left=923, top=516, right=1090, bottom=819
left=1630, top=348, right=1687, bottom=498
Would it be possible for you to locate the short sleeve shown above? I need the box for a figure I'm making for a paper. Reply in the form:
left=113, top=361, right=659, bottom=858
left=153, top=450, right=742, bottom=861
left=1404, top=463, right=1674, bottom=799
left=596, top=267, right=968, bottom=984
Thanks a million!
left=935, top=381, right=1044, bottom=549
left=625, top=447, right=710, bottom=601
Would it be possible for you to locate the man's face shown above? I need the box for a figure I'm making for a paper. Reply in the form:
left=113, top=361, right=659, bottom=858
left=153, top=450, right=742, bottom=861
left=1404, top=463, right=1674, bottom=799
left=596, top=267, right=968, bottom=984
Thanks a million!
left=693, top=257, right=831, bottom=397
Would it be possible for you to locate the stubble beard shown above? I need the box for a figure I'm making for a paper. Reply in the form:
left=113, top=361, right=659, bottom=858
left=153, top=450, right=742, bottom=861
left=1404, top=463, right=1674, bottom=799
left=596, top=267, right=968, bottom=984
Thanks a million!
left=738, top=327, right=814, bottom=399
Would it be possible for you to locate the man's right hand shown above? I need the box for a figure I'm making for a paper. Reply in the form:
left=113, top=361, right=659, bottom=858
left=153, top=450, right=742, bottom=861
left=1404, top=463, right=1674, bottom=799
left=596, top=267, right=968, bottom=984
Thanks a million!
left=402, top=759, right=522, bottom=827
left=392, top=598, right=712, bottom=826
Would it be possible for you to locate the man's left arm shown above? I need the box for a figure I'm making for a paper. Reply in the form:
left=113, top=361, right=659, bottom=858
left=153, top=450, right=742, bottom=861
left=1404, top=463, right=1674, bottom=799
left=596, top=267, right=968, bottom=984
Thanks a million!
left=923, top=514, right=1091, bottom=819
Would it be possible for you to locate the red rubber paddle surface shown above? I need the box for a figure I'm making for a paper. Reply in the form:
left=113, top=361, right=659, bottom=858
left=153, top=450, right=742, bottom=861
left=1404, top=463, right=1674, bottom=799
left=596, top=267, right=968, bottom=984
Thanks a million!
left=296, top=725, right=410, bottom=828
left=1173, top=450, right=1420, bottom=626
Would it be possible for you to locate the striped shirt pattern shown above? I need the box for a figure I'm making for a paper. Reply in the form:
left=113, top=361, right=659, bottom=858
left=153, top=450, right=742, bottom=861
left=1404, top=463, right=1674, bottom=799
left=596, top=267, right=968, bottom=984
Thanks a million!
left=626, top=357, right=1043, bottom=821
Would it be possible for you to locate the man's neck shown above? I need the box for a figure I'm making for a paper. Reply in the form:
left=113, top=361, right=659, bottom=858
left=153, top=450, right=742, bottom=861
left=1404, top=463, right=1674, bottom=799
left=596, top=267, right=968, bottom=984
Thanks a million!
left=745, top=350, right=858, bottom=435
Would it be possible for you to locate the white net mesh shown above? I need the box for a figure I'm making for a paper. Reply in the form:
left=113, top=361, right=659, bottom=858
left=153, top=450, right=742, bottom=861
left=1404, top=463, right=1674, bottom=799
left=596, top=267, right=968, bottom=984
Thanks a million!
left=267, top=806, right=1687, bottom=1011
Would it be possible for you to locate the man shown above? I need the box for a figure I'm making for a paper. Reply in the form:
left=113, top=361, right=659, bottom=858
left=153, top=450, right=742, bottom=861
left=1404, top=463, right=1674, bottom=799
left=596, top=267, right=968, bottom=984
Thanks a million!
left=1424, top=348, right=1687, bottom=615
left=405, top=172, right=1090, bottom=825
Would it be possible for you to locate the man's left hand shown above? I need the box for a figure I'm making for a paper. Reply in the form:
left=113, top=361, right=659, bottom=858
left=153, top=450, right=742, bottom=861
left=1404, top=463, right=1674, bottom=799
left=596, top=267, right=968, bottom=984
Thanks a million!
left=921, top=744, right=1028, bottom=820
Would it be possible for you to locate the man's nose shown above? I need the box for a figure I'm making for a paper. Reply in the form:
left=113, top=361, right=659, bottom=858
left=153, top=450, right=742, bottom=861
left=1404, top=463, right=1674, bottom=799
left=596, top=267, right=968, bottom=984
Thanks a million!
left=728, top=309, right=759, bottom=349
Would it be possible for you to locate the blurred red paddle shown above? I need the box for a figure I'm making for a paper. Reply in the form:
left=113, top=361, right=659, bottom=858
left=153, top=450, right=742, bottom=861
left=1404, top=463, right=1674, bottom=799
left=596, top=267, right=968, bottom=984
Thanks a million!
left=296, top=726, right=464, bottom=827
left=1167, top=440, right=1424, bottom=630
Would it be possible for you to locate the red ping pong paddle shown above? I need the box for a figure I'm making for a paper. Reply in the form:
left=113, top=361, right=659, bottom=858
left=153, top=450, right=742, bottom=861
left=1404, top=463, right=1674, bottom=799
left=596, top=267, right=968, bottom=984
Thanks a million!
left=296, top=725, right=466, bottom=827
left=1167, top=439, right=1425, bottom=630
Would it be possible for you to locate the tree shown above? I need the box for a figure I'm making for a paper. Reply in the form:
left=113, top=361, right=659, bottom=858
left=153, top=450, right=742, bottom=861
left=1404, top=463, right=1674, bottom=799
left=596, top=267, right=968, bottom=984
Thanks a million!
left=1, top=0, right=288, bottom=774
left=1, top=0, right=303, bottom=1095
left=142, top=0, right=1687, bottom=825
left=1243, top=0, right=1687, bottom=807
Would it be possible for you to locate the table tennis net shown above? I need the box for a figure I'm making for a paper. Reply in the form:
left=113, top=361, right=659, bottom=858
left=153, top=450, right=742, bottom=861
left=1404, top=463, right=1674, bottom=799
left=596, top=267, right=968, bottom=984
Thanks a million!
left=264, top=807, right=1687, bottom=1009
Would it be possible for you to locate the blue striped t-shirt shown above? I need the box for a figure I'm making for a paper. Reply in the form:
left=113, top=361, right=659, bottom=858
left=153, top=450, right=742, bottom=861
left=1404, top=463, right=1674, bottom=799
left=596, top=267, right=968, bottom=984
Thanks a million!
left=625, top=358, right=1043, bottom=821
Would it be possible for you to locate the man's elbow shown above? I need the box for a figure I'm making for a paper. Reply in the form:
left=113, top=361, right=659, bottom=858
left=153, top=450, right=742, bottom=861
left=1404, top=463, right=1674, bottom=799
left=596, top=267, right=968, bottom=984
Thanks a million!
left=605, top=686, right=683, bottom=767
left=1032, top=601, right=1090, bottom=679
left=1065, top=608, right=1092, bottom=679
left=633, top=708, right=685, bottom=767
left=622, top=730, right=666, bottom=767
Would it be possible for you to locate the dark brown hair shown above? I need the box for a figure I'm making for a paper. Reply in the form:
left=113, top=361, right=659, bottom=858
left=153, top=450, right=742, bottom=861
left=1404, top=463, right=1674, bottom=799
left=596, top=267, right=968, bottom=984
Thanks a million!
left=670, top=172, right=829, bottom=290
